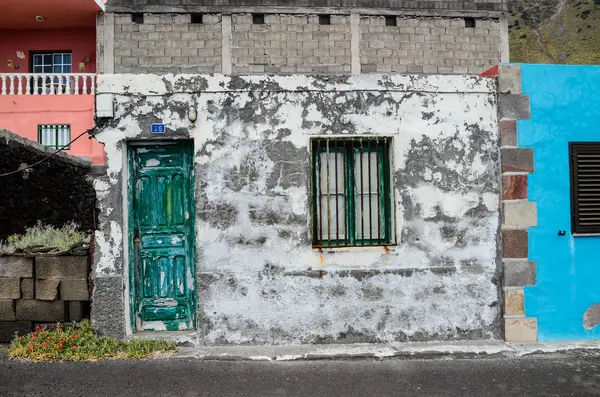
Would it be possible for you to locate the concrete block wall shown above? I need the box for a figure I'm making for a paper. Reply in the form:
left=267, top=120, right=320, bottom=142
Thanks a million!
left=113, top=13, right=223, bottom=73
left=232, top=14, right=351, bottom=74
left=360, top=16, right=501, bottom=74
left=101, top=12, right=505, bottom=75
left=0, top=256, right=90, bottom=342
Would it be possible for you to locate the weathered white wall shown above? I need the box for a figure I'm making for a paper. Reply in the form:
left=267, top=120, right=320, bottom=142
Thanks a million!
left=92, top=74, right=501, bottom=343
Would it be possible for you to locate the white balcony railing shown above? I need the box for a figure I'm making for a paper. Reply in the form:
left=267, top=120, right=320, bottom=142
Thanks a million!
left=0, top=73, right=96, bottom=96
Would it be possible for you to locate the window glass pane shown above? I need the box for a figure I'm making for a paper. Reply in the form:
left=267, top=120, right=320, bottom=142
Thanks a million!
left=58, top=126, right=70, bottom=147
left=319, top=195, right=346, bottom=241
left=53, top=54, right=62, bottom=64
left=354, top=151, right=379, bottom=192
left=33, top=66, right=42, bottom=73
left=355, top=195, right=381, bottom=240
left=54, top=65, right=63, bottom=73
left=319, top=151, right=345, bottom=194
left=63, top=64, right=72, bottom=73
left=43, top=54, right=52, bottom=64
left=354, top=150, right=382, bottom=240
left=63, top=53, right=72, bottom=64
left=317, top=150, right=346, bottom=242
left=33, top=55, right=43, bottom=66
left=43, top=65, right=52, bottom=73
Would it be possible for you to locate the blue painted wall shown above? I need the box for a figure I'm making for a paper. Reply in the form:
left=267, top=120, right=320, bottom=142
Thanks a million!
left=519, top=64, right=600, bottom=341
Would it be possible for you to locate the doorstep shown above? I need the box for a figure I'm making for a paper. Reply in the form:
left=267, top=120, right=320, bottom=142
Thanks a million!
left=158, top=340, right=600, bottom=362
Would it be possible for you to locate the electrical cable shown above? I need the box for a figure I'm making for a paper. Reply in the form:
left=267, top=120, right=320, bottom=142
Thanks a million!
left=0, top=127, right=95, bottom=178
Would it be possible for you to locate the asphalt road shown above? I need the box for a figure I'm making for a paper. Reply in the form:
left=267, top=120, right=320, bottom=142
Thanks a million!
left=2, top=352, right=600, bottom=396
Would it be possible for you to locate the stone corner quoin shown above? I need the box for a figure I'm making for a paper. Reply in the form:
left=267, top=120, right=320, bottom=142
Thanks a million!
left=498, top=63, right=538, bottom=343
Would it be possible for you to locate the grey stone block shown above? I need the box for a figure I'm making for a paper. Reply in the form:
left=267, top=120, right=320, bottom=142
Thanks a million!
left=68, top=301, right=88, bottom=322
left=91, top=277, right=126, bottom=339
left=502, top=148, right=534, bottom=173
left=499, top=64, right=522, bottom=94
left=35, top=279, right=60, bottom=301
left=503, top=202, right=538, bottom=228
left=500, top=120, right=517, bottom=147
left=0, top=256, right=33, bottom=278
left=0, top=321, right=31, bottom=343
left=21, top=278, right=34, bottom=299
left=16, top=300, right=66, bottom=322
left=0, top=278, right=21, bottom=299
left=0, top=299, right=15, bottom=321
left=36, top=256, right=88, bottom=280
left=60, top=280, right=90, bottom=301
left=499, top=94, right=531, bottom=120
left=504, top=260, right=536, bottom=287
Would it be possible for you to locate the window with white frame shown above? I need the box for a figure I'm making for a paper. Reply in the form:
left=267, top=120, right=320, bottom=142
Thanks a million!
left=32, top=53, right=72, bottom=74
left=31, top=52, right=72, bottom=94
left=38, top=125, right=71, bottom=149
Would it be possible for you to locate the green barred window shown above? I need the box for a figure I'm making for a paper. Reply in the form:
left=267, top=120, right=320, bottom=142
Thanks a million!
left=38, top=124, right=71, bottom=149
left=311, top=137, right=393, bottom=248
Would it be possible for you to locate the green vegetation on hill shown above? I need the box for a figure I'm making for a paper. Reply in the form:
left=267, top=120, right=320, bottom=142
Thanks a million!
left=509, top=0, right=600, bottom=64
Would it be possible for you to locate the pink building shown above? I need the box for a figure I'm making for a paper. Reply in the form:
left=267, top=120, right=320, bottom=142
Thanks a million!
left=0, top=0, right=106, bottom=165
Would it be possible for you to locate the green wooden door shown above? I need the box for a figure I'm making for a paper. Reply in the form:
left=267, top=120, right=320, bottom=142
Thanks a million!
left=129, top=144, right=196, bottom=331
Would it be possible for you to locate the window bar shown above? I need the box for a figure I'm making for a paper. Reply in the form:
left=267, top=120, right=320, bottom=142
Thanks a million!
left=334, top=141, right=339, bottom=247
left=317, top=139, right=323, bottom=246
left=368, top=140, right=373, bottom=245
left=360, top=142, right=365, bottom=246
left=376, top=139, right=381, bottom=242
left=343, top=139, right=348, bottom=245
left=326, top=140, right=331, bottom=247
left=383, top=138, right=388, bottom=241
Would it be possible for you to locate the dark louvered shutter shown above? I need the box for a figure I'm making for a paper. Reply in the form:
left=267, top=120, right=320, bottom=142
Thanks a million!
left=570, top=142, right=600, bottom=234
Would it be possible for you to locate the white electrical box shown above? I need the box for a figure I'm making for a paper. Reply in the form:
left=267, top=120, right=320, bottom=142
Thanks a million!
left=96, top=94, right=114, bottom=118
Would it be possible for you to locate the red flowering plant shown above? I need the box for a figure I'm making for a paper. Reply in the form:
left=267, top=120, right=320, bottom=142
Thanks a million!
left=8, top=320, right=176, bottom=361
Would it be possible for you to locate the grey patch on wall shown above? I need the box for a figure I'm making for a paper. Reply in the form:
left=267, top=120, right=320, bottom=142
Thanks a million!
left=196, top=269, right=500, bottom=345
left=264, top=140, right=309, bottom=190
left=584, top=304, right=600, bottom=330
left=90, top=277, right=126, bottom=338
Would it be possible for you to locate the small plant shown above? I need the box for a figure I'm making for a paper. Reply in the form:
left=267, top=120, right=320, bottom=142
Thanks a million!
left=0, top=221, right=88, bottom=255
left=8, top=320, right=177, bottom=361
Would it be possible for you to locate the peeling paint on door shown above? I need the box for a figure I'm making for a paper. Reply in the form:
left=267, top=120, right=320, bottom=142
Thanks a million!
left=129, top=144, right=196, bottom=332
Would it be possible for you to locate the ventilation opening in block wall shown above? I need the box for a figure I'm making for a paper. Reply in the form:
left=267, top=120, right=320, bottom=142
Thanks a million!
left=131, top=13, right=144, bottom=24
left=464, top=17, right=476, bottom=28
left=191, top=13, right=203, bottom=24
left=253, top=14, right=265, bottom=24
left=319, top=15, right=331, bottom=25
left=385, top=16, right=397, bottom=26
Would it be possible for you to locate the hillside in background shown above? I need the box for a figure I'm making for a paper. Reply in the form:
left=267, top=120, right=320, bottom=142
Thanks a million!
left=509, top=0, right=600, bottom=64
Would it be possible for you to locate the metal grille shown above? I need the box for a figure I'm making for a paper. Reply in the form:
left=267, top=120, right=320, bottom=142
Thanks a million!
left=311, top=137, right=392, bottom=247
left=570, top=142, right=600, bottom=234
left=38, top=124, right=71, bottom=149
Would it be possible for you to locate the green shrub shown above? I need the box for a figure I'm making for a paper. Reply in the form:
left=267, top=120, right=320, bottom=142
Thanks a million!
left=8, top=320, right=177, bottom=361
left=0, top=222, right=88, bottom=255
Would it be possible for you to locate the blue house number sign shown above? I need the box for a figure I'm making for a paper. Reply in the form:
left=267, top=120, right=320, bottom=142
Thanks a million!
left=151, top=123, right=165, bottom=133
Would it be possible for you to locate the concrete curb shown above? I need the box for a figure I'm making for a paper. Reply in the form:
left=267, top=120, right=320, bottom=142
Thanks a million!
left=170, top=341, right=600, bottom=362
